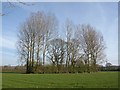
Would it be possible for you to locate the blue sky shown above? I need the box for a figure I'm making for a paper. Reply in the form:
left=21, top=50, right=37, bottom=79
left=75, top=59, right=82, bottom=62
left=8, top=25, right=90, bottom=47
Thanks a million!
left=1, top=2, right=118, bottom=66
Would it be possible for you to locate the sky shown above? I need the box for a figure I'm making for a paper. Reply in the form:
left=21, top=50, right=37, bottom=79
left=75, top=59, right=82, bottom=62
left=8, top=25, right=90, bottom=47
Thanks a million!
left=1, top=2, right=118, bottom=66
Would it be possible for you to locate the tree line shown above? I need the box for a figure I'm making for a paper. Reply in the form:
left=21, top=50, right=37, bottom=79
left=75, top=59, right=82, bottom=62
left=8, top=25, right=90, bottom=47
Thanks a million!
left=17, top=11, right=106, bottom=74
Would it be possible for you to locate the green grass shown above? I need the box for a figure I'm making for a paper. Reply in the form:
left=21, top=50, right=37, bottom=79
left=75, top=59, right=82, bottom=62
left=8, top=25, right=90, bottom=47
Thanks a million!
left=2, top=72, right=118, bottom=88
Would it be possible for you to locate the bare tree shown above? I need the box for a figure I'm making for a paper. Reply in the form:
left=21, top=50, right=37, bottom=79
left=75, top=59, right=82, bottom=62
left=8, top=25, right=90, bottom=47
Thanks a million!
left=47, top=38, right=66, bottom=73
left=17, top=22, right=31, bottom=73
left=64, top=19, right=74, bottom=72
left=69, top=38, right=81, bottom=72
left=33, top=11, right=46, bottom=71
left=76, top=24, right=106, bottom=72
left=42, top=13, right=58, bottom=67
left=17, top=11, right=58, bottom=73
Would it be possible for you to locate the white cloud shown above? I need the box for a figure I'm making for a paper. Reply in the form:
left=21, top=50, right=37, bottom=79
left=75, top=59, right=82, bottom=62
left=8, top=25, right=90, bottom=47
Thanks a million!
left=0, top=50, right=18, bottom=66
left=0, top=36, right=16, bottom=50
left=0, top=36, right=17, bottom=66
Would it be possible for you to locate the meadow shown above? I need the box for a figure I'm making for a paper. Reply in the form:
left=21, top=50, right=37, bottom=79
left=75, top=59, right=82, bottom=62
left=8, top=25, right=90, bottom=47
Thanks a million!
left=2, top=72, right=118, bottom=88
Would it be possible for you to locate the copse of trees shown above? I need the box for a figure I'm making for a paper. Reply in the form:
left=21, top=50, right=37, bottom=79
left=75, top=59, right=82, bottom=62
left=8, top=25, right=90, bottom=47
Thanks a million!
left=17, top=11, right=58, bottom=73
left=17, top=11, right=106, bottom=74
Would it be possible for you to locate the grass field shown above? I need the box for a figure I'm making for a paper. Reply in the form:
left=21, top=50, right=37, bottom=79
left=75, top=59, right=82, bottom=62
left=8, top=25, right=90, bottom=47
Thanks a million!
left=2, top=72, right=118, bottom=88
